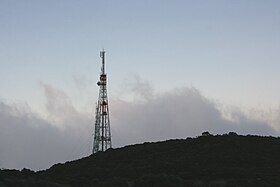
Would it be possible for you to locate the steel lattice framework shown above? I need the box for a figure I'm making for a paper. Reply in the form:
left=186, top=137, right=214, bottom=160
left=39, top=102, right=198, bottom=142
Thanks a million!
left=92, top=50, right=112, bottom=154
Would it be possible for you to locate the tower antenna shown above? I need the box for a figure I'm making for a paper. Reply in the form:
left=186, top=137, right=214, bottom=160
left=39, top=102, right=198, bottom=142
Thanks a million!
left=93, top=49, right=112, bottom=153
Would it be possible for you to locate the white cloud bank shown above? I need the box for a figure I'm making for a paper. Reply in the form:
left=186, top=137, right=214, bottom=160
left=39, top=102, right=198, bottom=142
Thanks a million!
left=0, top=81, right=279, bottom=170
left=110, top=87, right=279, bottom=146
left=0, top=83, right=92, bottom=171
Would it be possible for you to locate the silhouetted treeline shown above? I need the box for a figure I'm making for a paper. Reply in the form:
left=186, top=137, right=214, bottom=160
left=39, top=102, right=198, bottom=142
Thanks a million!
left=1, top=132, right=280, bottom=187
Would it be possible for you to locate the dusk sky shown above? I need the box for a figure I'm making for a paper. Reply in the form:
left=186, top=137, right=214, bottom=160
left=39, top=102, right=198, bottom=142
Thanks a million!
left=1, top=1, right=280, bottom=170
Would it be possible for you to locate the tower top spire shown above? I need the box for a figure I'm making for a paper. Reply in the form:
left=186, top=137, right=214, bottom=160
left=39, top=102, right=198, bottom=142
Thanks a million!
left=100, top=49, right=106, bottom=75
left=100, top=49, right=105, bottom=58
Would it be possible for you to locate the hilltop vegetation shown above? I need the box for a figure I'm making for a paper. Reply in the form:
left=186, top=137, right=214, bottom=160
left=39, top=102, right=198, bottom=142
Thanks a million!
left=1, top=133, right=280, bottom=187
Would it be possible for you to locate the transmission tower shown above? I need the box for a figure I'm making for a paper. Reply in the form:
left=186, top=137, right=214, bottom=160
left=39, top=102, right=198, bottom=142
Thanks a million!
left=92, top=50, right=112, bottom=154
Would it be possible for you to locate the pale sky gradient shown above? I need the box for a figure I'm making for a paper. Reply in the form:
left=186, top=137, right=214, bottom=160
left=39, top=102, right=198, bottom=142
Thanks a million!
left=0, top=0, right=280, bottom=170
left=1, top=0, right=280, bottom=110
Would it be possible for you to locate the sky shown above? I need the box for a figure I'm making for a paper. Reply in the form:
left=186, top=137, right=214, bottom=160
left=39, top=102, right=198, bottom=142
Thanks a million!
left=0, top=0, right=280, bottom=170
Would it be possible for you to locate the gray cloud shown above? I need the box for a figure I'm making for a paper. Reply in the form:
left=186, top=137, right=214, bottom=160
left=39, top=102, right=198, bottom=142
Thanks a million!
left=117, top=75, right=155, bottom=102
left=40, top=82, right=84, bottom=127
left=127, top=75, right=154, bottom=100
left=72, top=75, right=93, bottom=90
left=0, top=84, right=92, bottom=171
left=0, top=81, right=278, bottom=171
left=110, top=86, right=279, bottom=147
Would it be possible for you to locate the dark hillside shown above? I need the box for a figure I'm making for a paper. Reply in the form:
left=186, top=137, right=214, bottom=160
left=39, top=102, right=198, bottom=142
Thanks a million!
left=1, top=133, right=280, bottom=187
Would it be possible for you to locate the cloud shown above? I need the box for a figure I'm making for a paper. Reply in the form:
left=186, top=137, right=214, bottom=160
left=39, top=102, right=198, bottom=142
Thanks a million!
left=127, top=75, right=154, bottom=100
left=0, top=80, right=279, bottom=171
left=40, top=82, right=85, bottom=128
left=110, top=81, right=279, bottom=146
left=72, top=75, right=93, bottom=90
left=117, top=75, right=154, bottom=102
left=0, top=84, right=92, bottom=171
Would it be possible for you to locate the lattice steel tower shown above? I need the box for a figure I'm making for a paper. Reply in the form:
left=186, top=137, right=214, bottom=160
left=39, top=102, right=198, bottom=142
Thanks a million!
left=92, top=50, right=112, bottom=154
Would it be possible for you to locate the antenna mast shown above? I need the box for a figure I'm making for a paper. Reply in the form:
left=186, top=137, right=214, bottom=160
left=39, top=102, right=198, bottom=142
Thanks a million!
left=93, top=49, right=112, bottom=153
